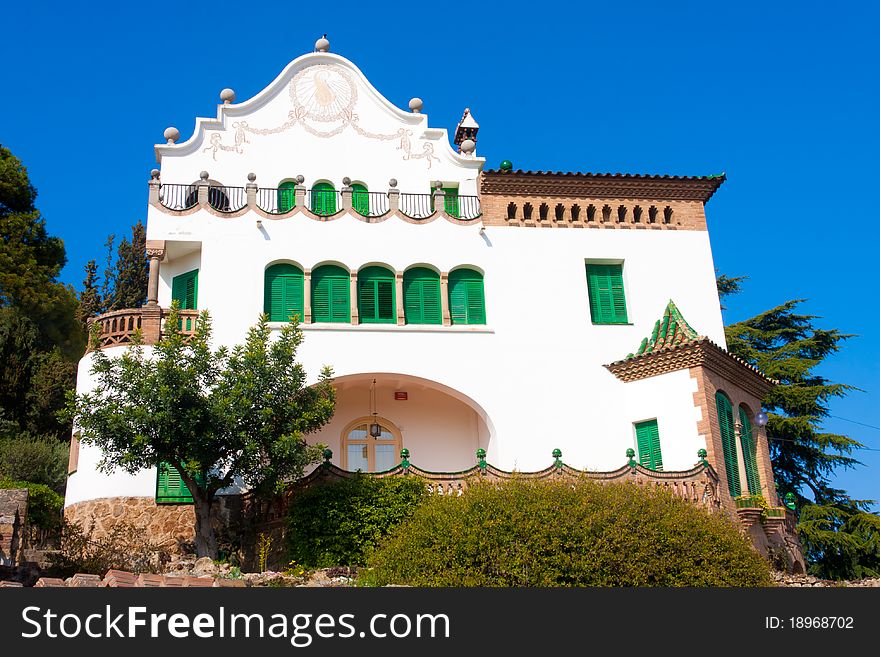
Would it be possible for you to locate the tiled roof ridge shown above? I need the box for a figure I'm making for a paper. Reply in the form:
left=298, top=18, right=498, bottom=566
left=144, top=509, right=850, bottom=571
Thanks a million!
left=627, top=299, right=700, bottom=359
left=483, top=169, right=726, bottom=181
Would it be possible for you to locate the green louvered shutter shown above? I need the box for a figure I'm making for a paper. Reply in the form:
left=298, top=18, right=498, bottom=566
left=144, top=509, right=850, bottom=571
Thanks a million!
left=312, top=265, right=350, bottom=323
left=171, top=269, right=198, bottom=331
left=449, top=269, right=486, bottom=325
left=264, top=264, right=304, bottom=322
left=311, top=182, right=336, bottom=215
left=586, top=264, right=627, bottom=324
left=357, top=267, right=395, bottom=324
left=716, top=392, right=741, bottom=497
left=156, top=462, right=193, bottom=504
left=351, top=183, right=369, bottom=216
left=635, top=419, right=663, bottom=471
left=443, top=187, right=460, bottom=218
left=739, top=407, right=761, bottom=495
left=403, top=268, right=441, bottom=324
left=278, top=181, right=296, bottom=212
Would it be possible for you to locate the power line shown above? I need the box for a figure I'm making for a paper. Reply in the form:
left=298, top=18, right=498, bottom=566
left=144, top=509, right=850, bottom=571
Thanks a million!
left=829, top=415, right=880, bottom=433
left=766, top=436, right=880, bottom=452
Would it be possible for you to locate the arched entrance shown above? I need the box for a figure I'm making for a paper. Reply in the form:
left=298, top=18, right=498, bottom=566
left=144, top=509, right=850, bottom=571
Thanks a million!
left=308, top=373, right=495, bottom=473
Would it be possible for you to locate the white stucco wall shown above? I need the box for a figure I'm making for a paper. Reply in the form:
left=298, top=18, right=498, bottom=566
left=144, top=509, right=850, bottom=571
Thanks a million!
left=65, top=49, right=726, bottom=507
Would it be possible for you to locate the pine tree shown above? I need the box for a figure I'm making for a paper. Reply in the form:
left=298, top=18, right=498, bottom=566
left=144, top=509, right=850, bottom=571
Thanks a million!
left=719, top=280, right=880, bottom=579
left=108, top=220, right=147, bottom=310
left=77, top=259, right=103, bottom=329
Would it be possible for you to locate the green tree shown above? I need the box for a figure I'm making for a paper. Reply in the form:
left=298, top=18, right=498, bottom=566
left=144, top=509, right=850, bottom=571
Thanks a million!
left=107, top=220, right=147, bottom=311
left=66, top=309, right=336, bottom=558
left=719, top=278, right=880, bottom=579
left=77, top=259, right=104, bottom=329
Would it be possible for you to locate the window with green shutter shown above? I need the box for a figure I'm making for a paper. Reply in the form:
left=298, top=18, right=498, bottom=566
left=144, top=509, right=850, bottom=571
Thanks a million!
left=403, top=267, right=442, bottom=324
left=430, top=186, right=460, bottom=217
left=357, top=266, right=396, bottom=324
left=156, top=462, right=194, bottom=504
left=351, top=183, right=369, bottom=216
left=585, top=263, right=628, bottom=324
left=739, top=406, right=761, bottom=495
left=171, top=269, right=198, bottom=331
left=264, top=263, right=304, bottom=322
left=311, top=265, right=350, bottom=323
left=311, top=182, right=336, bottom=215
left=278, top=181, right=296, bottom=213
left=715, top=392, right=741, bottom=497
left=449, top=269, right=486, bottom=325
left=634, top=419, right=663, bottom=470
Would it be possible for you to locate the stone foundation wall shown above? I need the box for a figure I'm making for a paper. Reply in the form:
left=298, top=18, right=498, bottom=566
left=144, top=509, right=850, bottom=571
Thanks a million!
left=0, top=489, right=29, bottom=565
left=65, top=497, right=196, bottom=552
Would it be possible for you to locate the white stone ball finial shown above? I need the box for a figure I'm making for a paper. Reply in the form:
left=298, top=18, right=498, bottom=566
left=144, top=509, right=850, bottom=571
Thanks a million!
left=315, top=34, right=330, bottom=52
left=460, top=139, right=476, bottom=155
left=408, top=97, right=423, bottom=113
left=199, top=171, right=209, bottom=181
left=164, top=127, right=180, bottom=144
left=220, top=88, right=236, bottom=104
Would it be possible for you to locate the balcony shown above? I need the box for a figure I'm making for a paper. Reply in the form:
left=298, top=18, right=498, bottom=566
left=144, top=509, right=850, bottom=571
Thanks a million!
left=149, top=173, right=481, bottom=223
left=87, top=307, right=200, bottom=352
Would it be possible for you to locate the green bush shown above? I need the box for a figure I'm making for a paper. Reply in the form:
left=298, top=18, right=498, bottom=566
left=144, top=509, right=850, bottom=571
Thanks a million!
left=286, top=474, right=427, bottom=567
left=0, top=434, right=69, bottom=493
left=361, top=478, right=773, bottom=587
left=0, top=478, right=64, bottom=530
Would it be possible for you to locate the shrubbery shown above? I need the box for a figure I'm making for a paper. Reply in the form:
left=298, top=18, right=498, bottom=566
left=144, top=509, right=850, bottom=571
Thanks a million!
left=48, top=521, right=164, bottom=577
left=0, top=478, right=63, bottom=530
left=361, top=478, right=773, bottom=587
left=0, top=435, right=69, bottom=493
left=286, top=474, right=426, bottom=567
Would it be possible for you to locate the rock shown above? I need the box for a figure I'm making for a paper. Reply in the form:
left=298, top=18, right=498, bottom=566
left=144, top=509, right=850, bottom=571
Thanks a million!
left=192, top=556, right=218, bottom=576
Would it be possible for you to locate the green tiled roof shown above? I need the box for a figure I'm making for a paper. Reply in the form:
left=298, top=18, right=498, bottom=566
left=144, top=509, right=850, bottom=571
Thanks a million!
left=626, top=300, right=699, bottom=359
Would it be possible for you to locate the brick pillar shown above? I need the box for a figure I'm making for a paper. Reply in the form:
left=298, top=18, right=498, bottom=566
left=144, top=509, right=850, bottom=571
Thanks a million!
left=350, top=270, right=359, bottom=325
left=395, top=271, right=405, bottom=325
left=140, top=304, right=163, bottom=345
left=303, top=269, right=312, bottom=324
left=440, top=272, right=451, bottom=326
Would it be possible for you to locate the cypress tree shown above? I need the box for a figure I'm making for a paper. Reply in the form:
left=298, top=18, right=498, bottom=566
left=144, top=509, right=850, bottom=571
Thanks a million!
left=108, top=220, right=148, bottom=310
left=77, top=259, right=103, bottom=329
left=720, top=279, right=880, bottom=579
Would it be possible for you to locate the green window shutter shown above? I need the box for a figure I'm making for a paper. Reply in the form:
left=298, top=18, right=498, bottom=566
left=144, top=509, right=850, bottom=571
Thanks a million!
left=312, top=265, right=350, bottom=323
left=351, top=183, right=369, bottom=216
left=443, top=187, right=460, bottom=218
left=739, top=407, right=761, bottom=495
left=278, top=181, right=296, bottom=212
left=357, top=266, right=395, bottom=323
left=634, top=419, right=663, bottom=471
left=449, top=269, right=486, bottom=325
left=403, top=268, right=441, bottom=324
left=171, top=269, right=199, bottom=309
left=311, top=182, right=336, bottom=215
left=716, top=392, right=741, bottom=497
left=586, top=264, right=627, bottom=324
left=156, top=462, right=194, bottom=504
left=264, top=263, right=304, bottom=322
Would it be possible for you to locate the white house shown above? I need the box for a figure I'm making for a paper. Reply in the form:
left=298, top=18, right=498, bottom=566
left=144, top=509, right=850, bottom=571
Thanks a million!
left=63, top=38, right=801, bottom=567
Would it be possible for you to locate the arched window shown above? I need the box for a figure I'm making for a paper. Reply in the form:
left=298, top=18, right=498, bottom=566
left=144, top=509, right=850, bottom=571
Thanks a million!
left=311, top=182, right=337, bottom=215
left=739, top=406, right=761, bottom=495
left=715, top=392, right=741, bottom=497
left=403, top=267, right=441, bottom=324
left=311, top=265, right=350, bottom=323
left=342, top=417, right=402, bottom=472
left=351, top=183, right=369, bottom=216
left=278, top=181, right=296, bottom=213
left=449, top=269, right=486, bottom=325
left=264, top=263, right=304, bottom=322
left=358, top=266, right=395, bottom=324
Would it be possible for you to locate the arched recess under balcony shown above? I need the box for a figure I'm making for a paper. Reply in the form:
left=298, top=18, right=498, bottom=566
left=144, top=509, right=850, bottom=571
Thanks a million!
left=308, top=373, right=495, bottom=473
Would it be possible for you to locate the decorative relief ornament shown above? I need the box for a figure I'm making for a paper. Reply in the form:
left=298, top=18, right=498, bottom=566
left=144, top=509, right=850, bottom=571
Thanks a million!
left=202, top=64, right=439, bottom=168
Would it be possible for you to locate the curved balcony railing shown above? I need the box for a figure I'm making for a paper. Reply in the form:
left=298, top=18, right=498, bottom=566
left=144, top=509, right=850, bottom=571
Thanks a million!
left=87, top=307, right=200, bottom=351
left=399, top=193, right=434, bottom=219
left=158, top=184, right=198, bottom=211
left=150, top=176, right=482, bottom=222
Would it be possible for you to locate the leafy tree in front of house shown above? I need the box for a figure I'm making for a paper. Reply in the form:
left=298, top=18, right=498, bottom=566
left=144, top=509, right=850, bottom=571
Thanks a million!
left=719, top=277, right=880, bottom=579
left=66, top=309, right=336, bottom=558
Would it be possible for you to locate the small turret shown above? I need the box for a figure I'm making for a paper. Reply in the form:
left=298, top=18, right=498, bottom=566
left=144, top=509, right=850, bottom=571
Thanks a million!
left=454, top=108, right=479, bottom=153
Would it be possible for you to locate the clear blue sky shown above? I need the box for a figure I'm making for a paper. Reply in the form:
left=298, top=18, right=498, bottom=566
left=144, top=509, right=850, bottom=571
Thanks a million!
left=2, top=1, right=878, bottom=505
